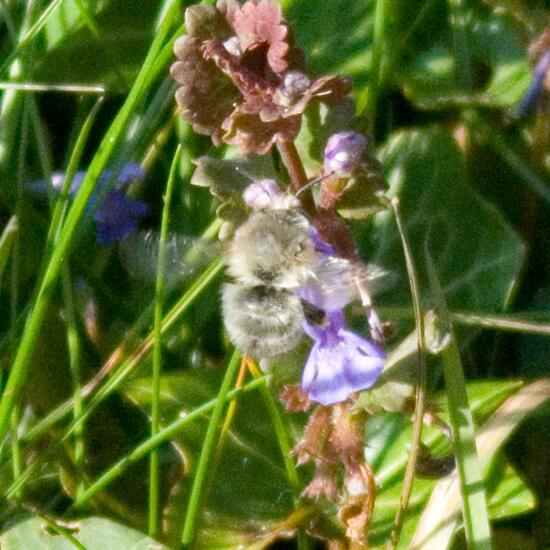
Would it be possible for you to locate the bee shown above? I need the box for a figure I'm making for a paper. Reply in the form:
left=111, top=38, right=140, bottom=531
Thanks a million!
left=222, top=195, right=387, bottom=360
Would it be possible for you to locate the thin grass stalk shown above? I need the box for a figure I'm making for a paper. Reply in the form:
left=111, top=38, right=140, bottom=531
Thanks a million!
left=181, top=350, right=242, bottom=547
left=0, top=0, right=182, bottom=446
left=61, top=266, right=85, bottom=499
left=72, top=374, right=266, bottom=510
left=425, top=249, right=492, bottom=550
left=148, top=145, right=181, bottom=536
left=447, top=0, right=472, bottom=91
left=0, top=216, right=18, bottom=286
left=378, top=306, right=550, bottom=336
left=20, top=257, right=224, bottom=448
left=247, top=360, right=310, bottom=550
left=387, top=197, right=427, bottom=549
left=0, top=0, right=67, bottom=76
left=48, top=98, right=104, bottom=247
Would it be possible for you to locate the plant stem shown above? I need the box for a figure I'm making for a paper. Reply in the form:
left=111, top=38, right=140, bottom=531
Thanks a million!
left=426, top=249, right=492, bottom=550
left=148, top=145, right=180, bottom=537
left=387, top=197, right=427, bottom=549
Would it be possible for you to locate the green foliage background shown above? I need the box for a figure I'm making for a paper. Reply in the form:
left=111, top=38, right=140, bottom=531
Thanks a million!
left=0, top=0, right=549, bottom=548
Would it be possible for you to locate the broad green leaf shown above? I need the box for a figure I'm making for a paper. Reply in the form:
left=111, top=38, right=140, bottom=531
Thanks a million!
left=125, top=369, right=303, bottom=543
left=362, top=127, right=524, bottom=318
left=0, top=516, right=168, bottom=549
left=400, top=11, right=530, bottom=108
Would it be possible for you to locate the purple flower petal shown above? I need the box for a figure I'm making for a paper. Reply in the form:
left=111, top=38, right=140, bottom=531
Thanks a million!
left=323, top=131, right=366, bottom=175
left=518, top=50, right=550, bottom=116
left=243, top=179, right=283, bottom=210
left=94, top=190, right=149, bottom=245
left=301, top=313, right=385, bottom=406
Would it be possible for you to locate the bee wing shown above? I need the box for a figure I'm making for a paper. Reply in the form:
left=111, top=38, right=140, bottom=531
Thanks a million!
left=305, top=256, right=392, bottom=311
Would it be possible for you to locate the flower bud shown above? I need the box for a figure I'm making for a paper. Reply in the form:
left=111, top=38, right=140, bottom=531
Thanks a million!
left=243, top=179, right=283, bottom=210
left=323, top=131, right=366, bottom=175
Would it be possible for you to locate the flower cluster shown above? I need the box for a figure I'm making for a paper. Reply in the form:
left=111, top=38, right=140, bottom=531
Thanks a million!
left=170, top=0, right=350, bottom=154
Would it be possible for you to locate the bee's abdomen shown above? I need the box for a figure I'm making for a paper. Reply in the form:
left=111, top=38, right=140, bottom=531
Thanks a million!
left=222, top=283, right=305, bottom=358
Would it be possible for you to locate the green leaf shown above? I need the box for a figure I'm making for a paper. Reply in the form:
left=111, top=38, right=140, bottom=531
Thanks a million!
left=364, top=127, right=524, bottom=317
left=0, top=516, right=168, bottom=549
left=365, top=380, right=533, bottom=549
left=400, top=11, right=530, bottom=108
left=34, top=1, right=165, bottom=91
left=125, top=368, right=303, bottom=543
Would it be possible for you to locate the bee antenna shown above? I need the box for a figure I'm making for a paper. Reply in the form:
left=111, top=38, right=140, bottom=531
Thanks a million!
left=296, top=172, right=334, bottom=198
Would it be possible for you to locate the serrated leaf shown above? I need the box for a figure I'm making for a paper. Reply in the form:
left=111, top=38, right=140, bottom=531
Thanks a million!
left=363, top=127, right=524, bottom=317
left=0, top=516, right=168, bottom=549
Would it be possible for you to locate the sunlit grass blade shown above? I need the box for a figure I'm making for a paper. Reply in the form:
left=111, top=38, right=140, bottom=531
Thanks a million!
left=181, top=350, right=242, bottom=547
left=0, top=0, right=182, bottom=447
left=71, top=373, right=266, bottom=510
left=0, top=216, right=18, bottom=284
left=48, top=97, right=104, bottom=246
left=425, top=249, right=492, bottom=550
left=360, top=0, right=389, bottom=118
left=149, top=144, right=181, bottom=536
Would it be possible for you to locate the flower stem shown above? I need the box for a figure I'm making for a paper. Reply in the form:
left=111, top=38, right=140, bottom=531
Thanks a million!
left=148, top=144, right=180, bottom=537
left=276, top=139, right=315, bottom=215
left=387, top=197, right=427, bottom=549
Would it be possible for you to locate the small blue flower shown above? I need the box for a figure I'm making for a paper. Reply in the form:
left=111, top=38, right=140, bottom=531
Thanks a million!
left=518, top=49, right=550, bottom=117
left=301, top=311, right=385, bottom=406
left=29, top=163, right=148, bottom=244
left=94, top=190, right=149, bottom=245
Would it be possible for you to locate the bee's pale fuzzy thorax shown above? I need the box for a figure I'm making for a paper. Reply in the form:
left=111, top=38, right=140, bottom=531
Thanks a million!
left=227, top=209, right=315, bottom=288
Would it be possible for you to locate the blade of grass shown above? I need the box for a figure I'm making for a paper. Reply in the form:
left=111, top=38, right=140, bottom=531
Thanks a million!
left=0, top=0, right=66, bottom=76
left=361, top=0, right=389, bottom=119
left=0, top=82, right=106, bottom=93
left=0, top=216, right=18, bottom=284
left=387, top=197, right=427, bottom=549
left=61, top=265, right=85, bottom=499
left=71, top=373, right=266, bottom=510
left=378, top=306, right=550, bottom=336
left=181, top=351, right=242, bottom=547
left=425, top=249, right=492, bottom=550
left=0, top=0, right=182, bottom=446
left=448, top=0, right=472, bottom=91
left=17, top=256, right=224, bottom=453
left=247, top=360, right=310, bottom=550
left=149, top=144, right=181, bottom=536
left=48, top=97, right=104, bottom=246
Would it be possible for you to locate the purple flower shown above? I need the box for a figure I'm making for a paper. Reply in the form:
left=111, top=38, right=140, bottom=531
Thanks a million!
left=324, top=131, right=366, bottom=176
left=29, top=163, right=148, bottom=244
left=301, top=311, right=385, bottom=406
left=518, top=50, right=550, bottom=116
left=94, top=190, right=149, bottom=245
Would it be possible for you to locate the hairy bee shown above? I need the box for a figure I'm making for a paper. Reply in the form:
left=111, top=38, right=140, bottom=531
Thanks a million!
left=221, top=198, right=384, bottom=360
